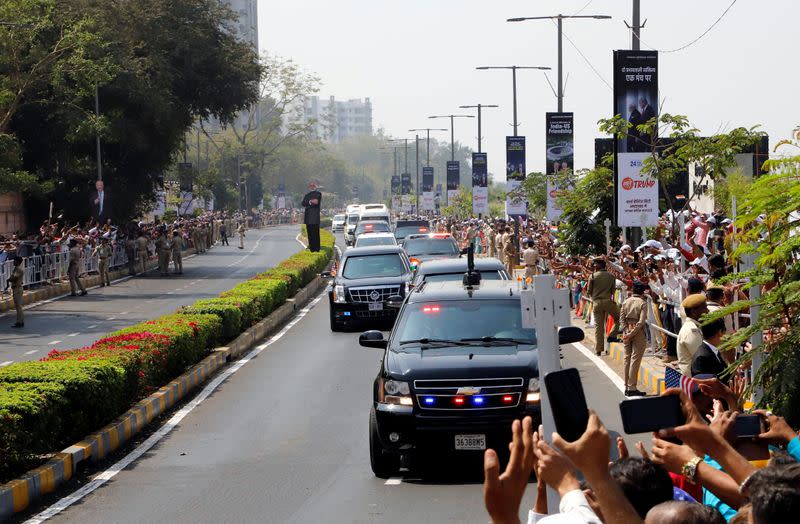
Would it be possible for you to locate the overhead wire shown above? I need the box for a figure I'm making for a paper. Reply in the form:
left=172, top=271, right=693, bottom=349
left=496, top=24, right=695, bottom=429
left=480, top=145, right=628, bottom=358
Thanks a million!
left=550, top=18, right=613, bottom=92
left=637, top=0, right=739, bottom=53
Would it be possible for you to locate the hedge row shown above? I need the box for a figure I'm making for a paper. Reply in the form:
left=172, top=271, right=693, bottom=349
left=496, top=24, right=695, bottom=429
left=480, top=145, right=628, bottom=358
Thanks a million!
left=0, top=227, right=334, bottom=482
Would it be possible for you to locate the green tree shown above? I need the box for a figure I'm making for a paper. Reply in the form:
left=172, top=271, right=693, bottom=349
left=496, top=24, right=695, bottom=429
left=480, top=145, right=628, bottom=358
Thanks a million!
left=555, top=166, right=618, bottom=256
left=4, top=0, right=262, bottom=224
left=713, top=127, right=800, bottom=425
left=441, top=187, right=472, bottom=220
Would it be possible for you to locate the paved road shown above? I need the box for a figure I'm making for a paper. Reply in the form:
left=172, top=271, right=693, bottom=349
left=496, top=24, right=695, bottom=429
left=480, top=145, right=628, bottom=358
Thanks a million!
left=0, top=225, right=302, bottom=367
left=31, top=234, right=634, bottom=524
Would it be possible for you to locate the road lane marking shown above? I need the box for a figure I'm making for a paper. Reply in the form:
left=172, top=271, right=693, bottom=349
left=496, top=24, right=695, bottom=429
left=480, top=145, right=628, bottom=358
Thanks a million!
left=573, top=342, right=626, bottom=394
left=106, top=317, right=116, bottom=321
left=87, top=325, right=97, bottom=329
left=25, top=291, right=325, bottom=523
left=48, top=340, right=61, bottom=345
left=23, top=350, right=38, bottom=355
left=67, top=332, right=79, bottom=337
left=0, top=361, right=12, bottom=367
left=120, top=311, right=130, bottom=315
left=226, top=231, right=270, bottom=267
left=384, top=478, right=402, bottom=485
left=295, top=233, right=308, bottom=249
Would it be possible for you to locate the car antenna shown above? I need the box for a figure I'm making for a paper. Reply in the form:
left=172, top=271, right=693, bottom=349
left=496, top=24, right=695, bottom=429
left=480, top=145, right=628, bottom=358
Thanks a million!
left=462, top=244, right=481, bottom=289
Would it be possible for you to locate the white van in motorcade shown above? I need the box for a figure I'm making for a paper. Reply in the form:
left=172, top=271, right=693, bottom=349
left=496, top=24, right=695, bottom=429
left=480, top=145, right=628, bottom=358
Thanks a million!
left=344, top=211, right=361, bottom=245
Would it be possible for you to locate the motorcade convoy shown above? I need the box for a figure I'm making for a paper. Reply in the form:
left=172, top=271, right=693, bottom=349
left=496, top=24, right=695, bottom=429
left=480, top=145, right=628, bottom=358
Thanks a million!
left=401, top=233, right=460, bottom=267
left=355, top=233, right=398, bottom=248
left=324, top=245, right=413, bottom=332
left=359, top=260, right=583, bottom=477
left=410, top=258, right=509, bottom=287
left=331, top=214, right=346, bottom=232
left=393, top=219, right=430, bottom=242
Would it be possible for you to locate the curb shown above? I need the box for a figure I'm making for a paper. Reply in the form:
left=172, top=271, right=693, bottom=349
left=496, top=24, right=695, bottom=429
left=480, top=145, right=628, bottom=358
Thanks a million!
left=0, top=267, right=325, bottom=519
left=607, top=342, right=666, bottom=394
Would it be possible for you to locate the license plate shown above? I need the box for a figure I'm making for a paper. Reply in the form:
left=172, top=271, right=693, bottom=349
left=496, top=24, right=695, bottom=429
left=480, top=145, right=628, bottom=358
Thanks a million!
left=368, top=302, right=383, bottom=311
left=454, top=434, right=486, bottom=450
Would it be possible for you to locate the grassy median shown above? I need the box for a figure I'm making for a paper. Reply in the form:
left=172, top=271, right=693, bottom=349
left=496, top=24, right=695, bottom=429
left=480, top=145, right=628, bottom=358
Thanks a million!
left=0, top=227, right=334, bottom=483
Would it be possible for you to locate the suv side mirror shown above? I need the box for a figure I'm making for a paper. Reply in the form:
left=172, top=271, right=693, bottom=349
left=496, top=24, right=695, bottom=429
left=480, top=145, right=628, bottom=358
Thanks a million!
left=359, top=330, right=387, bottom=349
left=387, top=295, right=404, bottom=309
left=320, top=271, right=332, bottom=278
left=558, top=326, right=585, bottom=345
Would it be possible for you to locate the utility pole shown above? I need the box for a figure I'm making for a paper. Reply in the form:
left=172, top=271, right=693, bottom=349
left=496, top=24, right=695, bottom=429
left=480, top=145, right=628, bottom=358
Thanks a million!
left=507, top=14, right=612, bottom=112
left=630, top=0, right=643, bottom=50
left=476, top=66, right=549, bottom=134
left=459, top=104, right=499, bottom=152
left=408, top=128, right=448, bottom=166
left=415, top=134, right=420, bottom=215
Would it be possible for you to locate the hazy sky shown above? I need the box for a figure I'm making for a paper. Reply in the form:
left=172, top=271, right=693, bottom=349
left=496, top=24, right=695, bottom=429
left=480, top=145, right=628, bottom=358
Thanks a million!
left=259, top=0, right=798, bottom=181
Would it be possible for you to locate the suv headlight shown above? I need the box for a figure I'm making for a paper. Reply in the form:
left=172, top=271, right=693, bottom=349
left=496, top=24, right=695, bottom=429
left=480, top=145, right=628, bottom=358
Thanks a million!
left=526, top=377, right=540, bottom=404
left=333, top=284, right=347, bottom=303
left=379, top=379, right=413, bottom=406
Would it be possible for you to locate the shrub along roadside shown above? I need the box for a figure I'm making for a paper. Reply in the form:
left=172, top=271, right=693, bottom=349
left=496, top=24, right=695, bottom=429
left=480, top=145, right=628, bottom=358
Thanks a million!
left=0, top=227, right=334, bottom=483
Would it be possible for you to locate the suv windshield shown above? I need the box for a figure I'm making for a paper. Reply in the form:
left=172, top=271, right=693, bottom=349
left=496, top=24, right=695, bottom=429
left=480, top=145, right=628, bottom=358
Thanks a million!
left=333, top=214, right=345, bottom=221
left=394, top=300, right=536, bottom=346
left=405, top=237, right=458, bottom=257
left=342, top=254, right=406, bottom=279
left=347, top=214, right=359, bottom=225
left=356, top=222, right=390, bottom=234
left=356, top=236, right=396, bottom=247
left=394, top=225, right=429, bottom=240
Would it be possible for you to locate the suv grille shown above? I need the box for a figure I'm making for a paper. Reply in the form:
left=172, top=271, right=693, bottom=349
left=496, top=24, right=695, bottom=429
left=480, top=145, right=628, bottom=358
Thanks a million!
left=414, top=378, right=525, bottom=411
left=348, top=285, right=400, bottom=303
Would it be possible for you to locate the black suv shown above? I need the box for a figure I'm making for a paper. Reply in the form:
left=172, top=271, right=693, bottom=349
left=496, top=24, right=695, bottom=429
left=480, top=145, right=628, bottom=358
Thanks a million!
left=360, top=278, right=583, bottom=477
left=393, top=220, right=430, bottom=242
left=325, top=245, right=413, bottom=332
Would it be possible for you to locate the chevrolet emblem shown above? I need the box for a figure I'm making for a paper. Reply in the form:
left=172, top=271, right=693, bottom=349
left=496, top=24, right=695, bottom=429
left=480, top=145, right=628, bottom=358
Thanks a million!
left=456, top=387, right=481, bottom=395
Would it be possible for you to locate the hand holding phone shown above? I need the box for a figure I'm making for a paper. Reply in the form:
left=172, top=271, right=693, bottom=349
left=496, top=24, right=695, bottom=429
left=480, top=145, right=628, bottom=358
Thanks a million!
left=544, top=368, right=589, bottom=442
left=619, top=395, right=685, bottom=435
left=734, top=414, right=764, bottom=439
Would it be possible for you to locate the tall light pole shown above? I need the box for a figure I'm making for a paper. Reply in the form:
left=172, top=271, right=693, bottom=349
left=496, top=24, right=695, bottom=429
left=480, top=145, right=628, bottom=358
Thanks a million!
left=476, top=66, right=550, bottom=135
left=507, top=14, right=611, bottom=112
left=408, top=128, right=448, bottom=166
left=427, top=114, right=474, bottom=161
left=458, top=104, right=499, bottom=152
left=629, top=0, right=645, bottom=50
left=94, top=84, right=102, bottom=181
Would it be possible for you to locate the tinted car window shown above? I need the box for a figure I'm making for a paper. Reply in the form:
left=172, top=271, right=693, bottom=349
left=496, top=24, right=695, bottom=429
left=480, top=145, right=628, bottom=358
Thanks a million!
left=356, top=222, right=390, bottom=235
left=423, top=271, right=504, bottom=283
left=394, top=300, right=536, bottom=345
left=356, top=236, right=396, bottom=247
left=394, top=225, right=430, bottom=239
left=404, top=237, right=458, bottom=257
left=342, top=254, right=406, bottom=279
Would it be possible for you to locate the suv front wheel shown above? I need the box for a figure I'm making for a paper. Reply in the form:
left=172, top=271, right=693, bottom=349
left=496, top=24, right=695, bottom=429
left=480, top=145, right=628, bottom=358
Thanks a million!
left=369, top=408, right=399, bottom=478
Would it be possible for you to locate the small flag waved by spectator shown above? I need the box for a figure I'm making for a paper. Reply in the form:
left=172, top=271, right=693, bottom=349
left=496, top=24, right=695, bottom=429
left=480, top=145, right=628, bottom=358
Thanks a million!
left=664, top=366, right=697, bottom=396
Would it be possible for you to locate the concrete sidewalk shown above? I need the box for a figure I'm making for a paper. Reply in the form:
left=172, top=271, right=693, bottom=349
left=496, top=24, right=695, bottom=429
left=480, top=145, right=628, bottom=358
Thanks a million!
left=574, top=313, right=668, bottom=395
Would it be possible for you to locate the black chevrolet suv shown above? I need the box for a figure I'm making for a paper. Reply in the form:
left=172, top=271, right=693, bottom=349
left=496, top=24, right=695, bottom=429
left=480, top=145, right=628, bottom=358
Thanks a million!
left=325, top=245, right=413, bottom=332
left=360, top=277, right=583, bottom=477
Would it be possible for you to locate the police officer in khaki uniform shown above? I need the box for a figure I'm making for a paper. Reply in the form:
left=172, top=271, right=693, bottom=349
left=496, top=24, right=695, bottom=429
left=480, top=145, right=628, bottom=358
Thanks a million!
left=522, top=240, right=540, bottom=279
left=237, top=223, right=246, bottom=249
left=68, top=239, right=87, bottom=296
left=92, top=237, right=112, bottom=286
left=157, top=229, right=171, bottom=276
left=171, top=229, right=183, bottom=275
left=586, top=258, right=619, bottom=355
left=136, top=231, right=148, bottom=276
left=620, top=281, right=649, bottom=396
left=5, top=256, right=25, bottom=327
left=503, top=230, right=518, bottom=276
left=486, top=225, right=496, bottom=257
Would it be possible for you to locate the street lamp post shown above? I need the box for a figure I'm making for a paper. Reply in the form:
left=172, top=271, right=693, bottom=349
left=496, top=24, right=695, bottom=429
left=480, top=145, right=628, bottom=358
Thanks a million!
left=458, top=104, right=499, bottom=152
left=94, top=84, right=102, bottom=181
left=408, top=128, right=448, bottom=166
left=427, top=114, right=474, bottom=161
left=476, top=66, right=550, bottom=135
left=507, top=14, right=612, bottom=112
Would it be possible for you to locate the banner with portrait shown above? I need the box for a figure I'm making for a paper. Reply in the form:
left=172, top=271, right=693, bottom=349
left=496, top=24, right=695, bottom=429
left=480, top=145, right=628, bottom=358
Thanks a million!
left=446, top=161, right=460, bottom=203
left=401, top=173, right=411, bottom=195
left=545, top=113, right=574, bottom=221
left=422, top=167, right=434, bottom=211
left=613, top=50, right=659, bottom=227
left=505, top=136, right=526, bottom=216
left=471, top=152, right=488, bottom=216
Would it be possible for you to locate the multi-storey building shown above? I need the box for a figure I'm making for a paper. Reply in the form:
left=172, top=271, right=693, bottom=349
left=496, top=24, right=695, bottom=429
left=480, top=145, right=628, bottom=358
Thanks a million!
left=293, top=96, right=373, bottom=143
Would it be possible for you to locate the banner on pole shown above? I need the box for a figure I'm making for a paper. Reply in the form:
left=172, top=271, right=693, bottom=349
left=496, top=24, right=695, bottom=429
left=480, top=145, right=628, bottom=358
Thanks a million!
left=401, top=173, right=411, bottom=195
left=613, top=50, right=659, bottom=226
left=472, top=152, right=488, bottom=216
left=545, top=113, right=574, bottom=221
left=391, top=174, right=400, bottom=195
left=446, top=161, right=460, bottom=203
left=505, top=136, right=526, bottom=216
left=422, top=167, right=434, bottom=211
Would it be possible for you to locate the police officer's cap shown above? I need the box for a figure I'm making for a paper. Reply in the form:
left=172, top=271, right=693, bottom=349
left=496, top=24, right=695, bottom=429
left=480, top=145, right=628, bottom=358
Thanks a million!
left=632, top=281, right=647, bottom=294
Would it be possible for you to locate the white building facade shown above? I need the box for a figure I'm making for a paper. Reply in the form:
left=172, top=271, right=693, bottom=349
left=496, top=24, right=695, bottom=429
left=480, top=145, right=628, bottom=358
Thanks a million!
left=294, top=96, right=373, bottom=143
